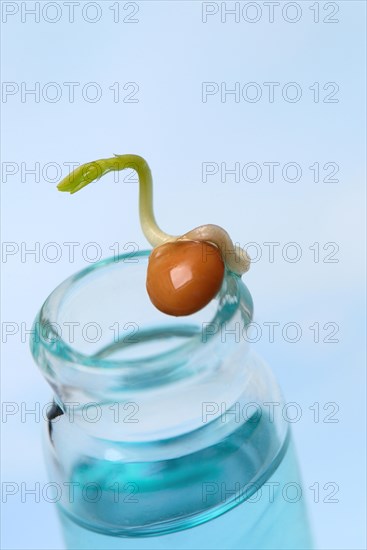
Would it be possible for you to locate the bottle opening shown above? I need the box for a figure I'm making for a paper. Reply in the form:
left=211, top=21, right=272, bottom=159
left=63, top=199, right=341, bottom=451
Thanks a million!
left=31, top=251, right=253, bottom=375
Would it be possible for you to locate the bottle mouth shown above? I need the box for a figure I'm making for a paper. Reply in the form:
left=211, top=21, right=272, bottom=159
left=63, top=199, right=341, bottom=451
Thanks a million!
left=31, top=251, right=253, bottom=391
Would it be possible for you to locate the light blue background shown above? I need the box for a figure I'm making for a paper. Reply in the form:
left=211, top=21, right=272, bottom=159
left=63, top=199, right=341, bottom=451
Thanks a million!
left=1, top=1, right=366, bottom=549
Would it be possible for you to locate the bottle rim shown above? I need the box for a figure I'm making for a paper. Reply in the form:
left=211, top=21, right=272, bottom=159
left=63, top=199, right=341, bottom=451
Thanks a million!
left=30, top=250, right=253, bottom=382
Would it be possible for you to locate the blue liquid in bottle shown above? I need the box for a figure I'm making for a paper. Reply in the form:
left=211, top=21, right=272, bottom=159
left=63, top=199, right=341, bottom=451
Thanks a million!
left=54, top=407, right=312, bottom=549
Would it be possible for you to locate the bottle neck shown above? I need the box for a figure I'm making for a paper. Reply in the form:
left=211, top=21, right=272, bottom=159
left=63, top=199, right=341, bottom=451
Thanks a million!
left=30, top=252, right=284, bottom=445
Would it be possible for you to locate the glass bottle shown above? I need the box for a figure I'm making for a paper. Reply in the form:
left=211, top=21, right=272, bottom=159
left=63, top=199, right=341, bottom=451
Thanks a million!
left=30, top=250, right=313, bottom=550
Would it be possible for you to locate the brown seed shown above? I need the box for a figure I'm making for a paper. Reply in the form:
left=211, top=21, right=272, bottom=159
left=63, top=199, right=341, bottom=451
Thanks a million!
left=146, top=240, right=225, bottom=316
